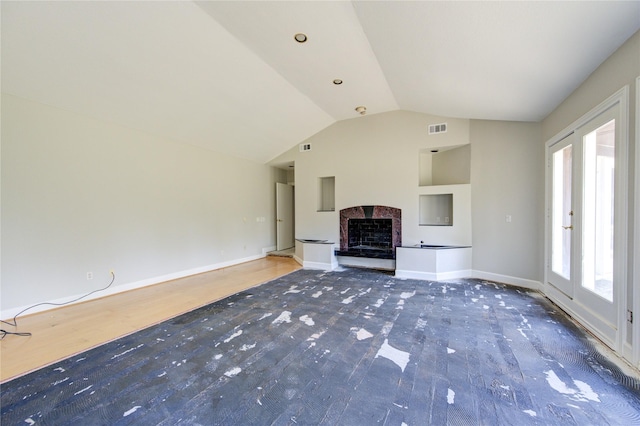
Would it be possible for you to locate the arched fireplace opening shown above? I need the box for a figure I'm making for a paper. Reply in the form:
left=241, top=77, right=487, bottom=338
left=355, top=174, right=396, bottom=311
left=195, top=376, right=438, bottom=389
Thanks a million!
left=337, top=205, right=401, bottom=259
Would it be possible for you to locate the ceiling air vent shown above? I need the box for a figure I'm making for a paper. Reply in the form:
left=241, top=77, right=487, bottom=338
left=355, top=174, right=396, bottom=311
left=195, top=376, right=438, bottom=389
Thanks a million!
left=428, top=123, right=447, bottom=135
left=299, top=143, right=312, bottom=152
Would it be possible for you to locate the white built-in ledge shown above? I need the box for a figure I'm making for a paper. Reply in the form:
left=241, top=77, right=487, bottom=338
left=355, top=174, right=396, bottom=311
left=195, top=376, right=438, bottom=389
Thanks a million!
left=395, top=245, right=472, bottom=281
left=295, top=239, right=338, bottom=271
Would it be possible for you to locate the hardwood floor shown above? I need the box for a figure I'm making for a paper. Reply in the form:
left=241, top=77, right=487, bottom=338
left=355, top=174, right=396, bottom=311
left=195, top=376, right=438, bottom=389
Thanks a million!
left=0, top=257, right=301, bottom=383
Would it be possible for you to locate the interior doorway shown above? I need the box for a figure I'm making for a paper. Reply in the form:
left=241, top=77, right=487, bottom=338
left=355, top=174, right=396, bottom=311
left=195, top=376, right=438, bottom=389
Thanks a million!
left=276, top=182, right=294, bottom=251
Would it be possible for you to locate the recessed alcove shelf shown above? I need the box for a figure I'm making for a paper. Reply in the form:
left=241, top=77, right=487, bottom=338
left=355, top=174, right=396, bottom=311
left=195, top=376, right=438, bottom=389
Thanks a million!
left=419, top=144, right=470, bottom=187
left=419, top=193, right=453, bottom=226
left=317, top=176, right=335, bottom=212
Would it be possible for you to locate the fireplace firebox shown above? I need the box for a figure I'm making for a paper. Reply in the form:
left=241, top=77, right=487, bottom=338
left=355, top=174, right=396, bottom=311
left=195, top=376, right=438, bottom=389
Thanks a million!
left=337, top=205, right=401, bottom=259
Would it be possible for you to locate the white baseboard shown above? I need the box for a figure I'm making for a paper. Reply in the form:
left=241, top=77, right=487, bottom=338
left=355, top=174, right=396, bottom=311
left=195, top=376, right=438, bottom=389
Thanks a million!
left=302, top=260, right=337, bottom=271
left=395, top=269, right=472, bottom=281
left=471, top=270, right=542, bottom=291
left=1, top=254, right=266, bottom=321
left=262, top=246, right=277, bottom=255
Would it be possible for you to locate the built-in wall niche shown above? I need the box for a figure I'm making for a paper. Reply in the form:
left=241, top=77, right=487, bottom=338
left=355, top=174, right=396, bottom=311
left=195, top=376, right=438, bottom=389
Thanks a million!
left=419, top=193, right=453, bottom=226
left=419, top=144, right=470, bottom=186
left=318, top=176, right=335, bottom=212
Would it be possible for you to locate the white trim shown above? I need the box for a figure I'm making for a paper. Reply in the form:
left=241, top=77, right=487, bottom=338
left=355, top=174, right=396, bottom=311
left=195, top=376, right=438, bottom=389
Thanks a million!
left=471, top=270, right=542, bottom=291
left=302, top=260, right=337, bottom=271
left=543, top=85, right=630, bottom=357
left=262, top=246, right=277, bottom=256
left=395, top=269, right=471, bottom=281
left=634, top=76, right=640, bottom=368
left=1, top=254, right=267, bottom=321
left=545, top=284, right=617, bottom=350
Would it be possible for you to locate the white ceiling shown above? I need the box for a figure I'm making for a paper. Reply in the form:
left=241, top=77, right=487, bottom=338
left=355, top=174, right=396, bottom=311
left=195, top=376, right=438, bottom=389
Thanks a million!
left=2, top=1, right=639, bottom=163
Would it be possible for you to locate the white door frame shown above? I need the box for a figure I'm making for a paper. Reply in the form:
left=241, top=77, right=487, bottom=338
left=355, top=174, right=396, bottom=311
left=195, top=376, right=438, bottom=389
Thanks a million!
left=544, top=86, right=629, bottom=357
left=634, top=76, right=640, bottom=368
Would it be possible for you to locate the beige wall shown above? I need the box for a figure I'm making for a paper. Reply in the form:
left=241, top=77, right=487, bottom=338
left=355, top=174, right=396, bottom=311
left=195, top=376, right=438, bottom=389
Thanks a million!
left=271, top=110, right=543, bottom=283
left=1, top=94, right=279, bottom=313
left=470, top=120, right=543, bottom=282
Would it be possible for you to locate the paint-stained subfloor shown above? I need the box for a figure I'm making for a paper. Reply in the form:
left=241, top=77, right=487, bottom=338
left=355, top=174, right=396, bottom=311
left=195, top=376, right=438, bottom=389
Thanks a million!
left=2, top=267, right=640, bottom=424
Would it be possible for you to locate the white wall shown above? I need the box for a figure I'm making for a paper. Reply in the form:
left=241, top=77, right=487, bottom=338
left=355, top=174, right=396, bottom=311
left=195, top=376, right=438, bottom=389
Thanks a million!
left=1, top=94, right=279, bottom=314
left=270, top=110, right=543, bottom=284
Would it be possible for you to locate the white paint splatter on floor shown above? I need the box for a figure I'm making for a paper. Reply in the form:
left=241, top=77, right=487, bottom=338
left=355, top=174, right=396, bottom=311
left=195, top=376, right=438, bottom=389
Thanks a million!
left=340, top=288, right=351, bottom=294
left=306, top=330, right=326, bottom=341
left=299, top=315, right=315, bottom=326
left=240, top=343, right=256, bottom=351
left=53, top=377, right=69, bottom=386
left=111, top=344, right=144, bottom=360
left=284, top=285, right=302, bottom=295
left=447, top=388, right=455, bottom=404
left=447, top=347, right=456, bottom=354
left=311, top=291, right=322, bottom=298
left=272, top=311, right=292, bottom=325
left=375, top=339, right=410, bottom=372
left=416, top=319, right=428, bottom=330
left=342, top=295, right=355, bottom=304
left=545, top=370, right=601, bottom=402
left=214, top=354, right=223, bottom=360
left=74, top=385, right=93, bottom=396
left=400, top=290, right=415, bottom=299
left=353, top=328, right=373, bottom=340
left=483, top=305, right=489, bottom=310
left=224, top=367, right=242, bottom=377
left=54, top=367, right=66, bottom=373
left=258, top=313, right=273, bottom=321
left=24, top=418, right=35, bottom=425
left=373, top=298, right=385, bottom=308
left=574, top=380, right=601, bottom=402
left=123, top=406, right=142, bottom=417
left=523, top=409, right=537, bottom=417
left=224, top=330, right=243, bottom=343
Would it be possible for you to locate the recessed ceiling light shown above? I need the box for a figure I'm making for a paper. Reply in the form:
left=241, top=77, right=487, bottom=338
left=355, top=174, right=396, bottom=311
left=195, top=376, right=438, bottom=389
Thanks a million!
left=333, top=79, right=343, bottom=85
left=294, top=33, right=307, bottom=43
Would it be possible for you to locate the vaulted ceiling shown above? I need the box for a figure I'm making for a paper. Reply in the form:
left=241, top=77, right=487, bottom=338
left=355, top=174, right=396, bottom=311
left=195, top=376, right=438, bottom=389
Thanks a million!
left=2, top=1, right=639, bottom=163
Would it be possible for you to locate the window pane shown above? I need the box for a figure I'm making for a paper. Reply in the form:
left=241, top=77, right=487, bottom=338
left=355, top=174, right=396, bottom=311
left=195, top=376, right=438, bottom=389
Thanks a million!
left=582, top=119, right=614, bottom=302
left=552, top=145, right=572, bottom=279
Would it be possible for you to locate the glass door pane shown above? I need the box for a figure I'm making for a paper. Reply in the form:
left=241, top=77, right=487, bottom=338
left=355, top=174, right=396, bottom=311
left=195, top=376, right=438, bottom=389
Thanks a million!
left=581, top=119, right=615, bottom=302
left=551, top=145, right=572, bottom=280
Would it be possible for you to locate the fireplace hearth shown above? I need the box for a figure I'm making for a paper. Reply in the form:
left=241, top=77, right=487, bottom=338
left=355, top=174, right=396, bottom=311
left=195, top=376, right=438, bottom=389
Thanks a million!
left=337, top=205, right=401, bottom=259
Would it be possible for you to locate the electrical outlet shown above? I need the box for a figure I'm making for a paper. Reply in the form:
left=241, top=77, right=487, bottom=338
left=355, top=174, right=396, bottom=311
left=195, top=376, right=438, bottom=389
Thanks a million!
left=87, top=272, right=93, bottom=280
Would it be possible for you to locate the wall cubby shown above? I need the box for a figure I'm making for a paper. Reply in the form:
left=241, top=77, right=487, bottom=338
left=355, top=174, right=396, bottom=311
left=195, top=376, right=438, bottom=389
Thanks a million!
left=318, top=176, right=335, bottom=212
left=419, top=144, right=470, bottom=186
left=419, top=193, right=453, bottom=226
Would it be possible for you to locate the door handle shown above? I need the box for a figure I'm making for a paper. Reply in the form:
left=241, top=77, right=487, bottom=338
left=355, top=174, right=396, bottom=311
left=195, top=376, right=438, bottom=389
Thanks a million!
left=562, top=225, right=573, bottom=230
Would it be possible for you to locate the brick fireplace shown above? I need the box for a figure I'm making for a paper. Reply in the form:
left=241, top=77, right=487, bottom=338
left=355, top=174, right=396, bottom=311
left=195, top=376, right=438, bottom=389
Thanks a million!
left=338, top=206, right=401, bottom=259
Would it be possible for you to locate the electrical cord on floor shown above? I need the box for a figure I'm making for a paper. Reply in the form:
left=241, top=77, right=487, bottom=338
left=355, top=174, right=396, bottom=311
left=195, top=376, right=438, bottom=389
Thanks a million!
left=0, top=271, right=116, bottom=339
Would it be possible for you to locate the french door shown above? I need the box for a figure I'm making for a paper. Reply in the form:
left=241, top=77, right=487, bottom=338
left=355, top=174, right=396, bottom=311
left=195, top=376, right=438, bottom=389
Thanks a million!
left=547, top=103, right=622, bottom=348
